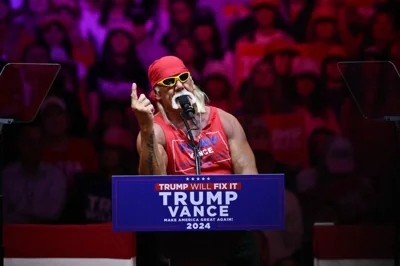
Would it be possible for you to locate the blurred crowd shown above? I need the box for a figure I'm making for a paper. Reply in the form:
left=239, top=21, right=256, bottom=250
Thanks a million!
left=1, top=0, right=400, bottom=265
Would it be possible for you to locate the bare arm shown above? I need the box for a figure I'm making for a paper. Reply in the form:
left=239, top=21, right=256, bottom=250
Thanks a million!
left=136, top=124, right=168, bottom=175
left=219, top=109, right=258, bottom=174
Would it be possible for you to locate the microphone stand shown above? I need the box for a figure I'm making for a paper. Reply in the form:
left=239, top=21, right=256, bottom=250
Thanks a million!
left=179, top=112, right=201, bottom=175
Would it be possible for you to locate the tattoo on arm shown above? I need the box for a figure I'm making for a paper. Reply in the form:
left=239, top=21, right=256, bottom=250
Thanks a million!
left=146, top=130, right=155, bottom=175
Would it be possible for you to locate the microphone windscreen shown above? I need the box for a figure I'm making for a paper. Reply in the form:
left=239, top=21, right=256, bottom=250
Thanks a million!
left=177, top=95, right=190, bottom=108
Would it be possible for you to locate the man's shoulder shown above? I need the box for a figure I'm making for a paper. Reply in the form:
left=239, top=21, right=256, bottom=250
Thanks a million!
left=213, top=107, right=242, bottom=138
left=214, top=106, right=234, bottom=120
left=215, top=107, right=242, bottom=126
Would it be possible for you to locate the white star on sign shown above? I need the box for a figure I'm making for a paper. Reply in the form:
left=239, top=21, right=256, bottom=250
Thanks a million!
left=197, top=177, right=200, bottom=180
left=191, top=178, right=195, bottom=181
left=202, top=177, right=205, bottom=180
left=207, top=177, right=210, bottom=180
left=186, top=178, right=189, bottom=181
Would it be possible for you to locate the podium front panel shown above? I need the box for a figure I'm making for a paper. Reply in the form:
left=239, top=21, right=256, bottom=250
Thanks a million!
left=112, top=174, right=285, bottom=232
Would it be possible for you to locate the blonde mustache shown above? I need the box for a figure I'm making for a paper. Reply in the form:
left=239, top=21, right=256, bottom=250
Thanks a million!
left=171, top=90, right=198, bottom=110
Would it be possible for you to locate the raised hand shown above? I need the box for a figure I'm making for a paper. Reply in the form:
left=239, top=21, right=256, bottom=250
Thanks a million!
left=131, top=83, right=155, bottom=132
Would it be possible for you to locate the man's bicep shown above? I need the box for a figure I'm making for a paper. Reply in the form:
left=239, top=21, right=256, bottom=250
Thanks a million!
left=229, top=137, right=258, bottom=175
left=228, top=116, right=258, bottom=175
left=157, top=143, right=169, bottom=169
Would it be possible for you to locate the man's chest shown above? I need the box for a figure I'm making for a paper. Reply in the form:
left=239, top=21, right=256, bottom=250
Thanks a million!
left=167, top=131, right=232, bottom=173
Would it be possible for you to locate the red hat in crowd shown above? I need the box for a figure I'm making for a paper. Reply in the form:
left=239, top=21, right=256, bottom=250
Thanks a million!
left=148, top=56, right=189, bottom=100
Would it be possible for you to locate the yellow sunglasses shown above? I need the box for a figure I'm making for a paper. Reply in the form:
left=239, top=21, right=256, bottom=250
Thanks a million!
left=157, top=72, right=191, bottom=87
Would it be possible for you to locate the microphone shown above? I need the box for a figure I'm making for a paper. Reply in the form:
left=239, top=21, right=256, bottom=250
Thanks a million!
left=177, top=95, right=198, bottom=127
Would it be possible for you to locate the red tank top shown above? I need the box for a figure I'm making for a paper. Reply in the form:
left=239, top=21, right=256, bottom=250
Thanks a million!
left=154, top=106, right=233, bottom=175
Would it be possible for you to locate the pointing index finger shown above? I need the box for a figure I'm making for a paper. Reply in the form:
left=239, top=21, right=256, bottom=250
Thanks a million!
left=131, top=83, right=138, bottom=101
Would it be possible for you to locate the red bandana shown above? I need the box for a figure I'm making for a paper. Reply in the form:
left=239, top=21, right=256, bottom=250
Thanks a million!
left=148, top=56, right=189, bottom=100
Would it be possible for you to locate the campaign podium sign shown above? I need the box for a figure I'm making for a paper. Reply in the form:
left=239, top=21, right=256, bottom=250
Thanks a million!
left=112, top=174, right=285, bottom=232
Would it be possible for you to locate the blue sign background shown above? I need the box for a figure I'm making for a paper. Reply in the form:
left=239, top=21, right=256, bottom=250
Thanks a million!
left=112, top=174, right=285, bottom=232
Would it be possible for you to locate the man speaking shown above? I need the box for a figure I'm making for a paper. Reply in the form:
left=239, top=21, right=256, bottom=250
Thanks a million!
left=131, top=56, right=260, bottom=266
